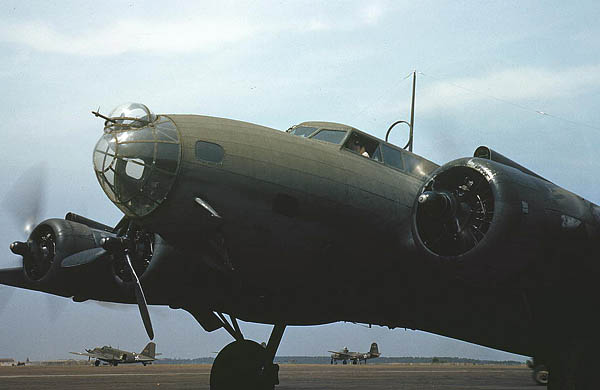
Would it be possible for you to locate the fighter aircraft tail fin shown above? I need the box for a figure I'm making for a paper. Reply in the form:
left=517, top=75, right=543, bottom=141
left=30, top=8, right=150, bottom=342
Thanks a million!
left=369, top=342, right=379, bottom=356
left=141, top=342, right=156, bottom=358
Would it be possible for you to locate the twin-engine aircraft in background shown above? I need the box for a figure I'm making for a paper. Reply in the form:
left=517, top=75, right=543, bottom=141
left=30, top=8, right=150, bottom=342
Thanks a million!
left=70, top=342, right=158, bottom=366
left=1, top=99, right=599, bottom=389
left=329, top=343, right=380, bottom=364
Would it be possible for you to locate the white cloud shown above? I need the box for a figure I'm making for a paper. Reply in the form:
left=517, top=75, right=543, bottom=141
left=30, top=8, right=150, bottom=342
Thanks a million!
left=0, top=2, right=391, bottom=56
left=0, top=18, right=259, bottom=56
left=418, top=65, right=600, bottom=112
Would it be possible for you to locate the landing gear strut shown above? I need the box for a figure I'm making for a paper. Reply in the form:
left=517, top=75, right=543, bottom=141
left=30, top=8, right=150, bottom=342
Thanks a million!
left=547, top=338, right=599, bottom=390
left=210, top=313, right=286, bottom=390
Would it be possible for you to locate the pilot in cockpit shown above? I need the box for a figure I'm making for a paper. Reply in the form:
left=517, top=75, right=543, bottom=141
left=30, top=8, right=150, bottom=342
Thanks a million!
left=350, top=139, right=370, bottom=158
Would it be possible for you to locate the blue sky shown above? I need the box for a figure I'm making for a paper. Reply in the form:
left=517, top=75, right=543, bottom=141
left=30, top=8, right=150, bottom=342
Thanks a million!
left=1, top=0, right=599, bottom=361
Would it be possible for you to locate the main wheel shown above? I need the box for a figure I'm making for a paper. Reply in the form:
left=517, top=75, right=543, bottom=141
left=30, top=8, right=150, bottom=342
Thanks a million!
left=94, top=360, right=100, bottom=367
left=210, top=340, right=278, bottom=390
left=533, top=366, right=549, bottom=385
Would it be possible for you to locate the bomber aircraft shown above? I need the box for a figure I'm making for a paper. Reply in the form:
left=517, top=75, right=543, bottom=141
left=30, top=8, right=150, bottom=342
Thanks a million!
left=329, top=342, right=380, bottom=364
left=70, top=342, right=158, bottom=366
left=1, top=100, right=599, bottom=389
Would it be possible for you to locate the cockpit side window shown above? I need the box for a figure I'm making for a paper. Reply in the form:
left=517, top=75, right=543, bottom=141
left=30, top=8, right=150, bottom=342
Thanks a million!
left=371, top=144, right=382, bottom=162
left=310, top=129, right=347, bottom=144
left=288, top=126, right=317, bottom=138
left=381, top=144, right=404, bottom=171
left=344, top=132, right=381, bottom=160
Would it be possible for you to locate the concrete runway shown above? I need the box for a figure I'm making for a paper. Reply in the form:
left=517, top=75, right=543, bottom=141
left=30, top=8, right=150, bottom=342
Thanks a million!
left=0, top=363, right=540, bottom=390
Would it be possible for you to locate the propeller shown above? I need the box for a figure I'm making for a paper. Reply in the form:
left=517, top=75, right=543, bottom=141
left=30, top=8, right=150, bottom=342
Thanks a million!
left=415, top=166, right=494, bottom=256
left=1, top=164, right=47, bottom=314
left=101, top=222, right=154, bottom=340
left=3, top=164, right=47, bottom=241
left=5, top=164, right=49, bottom=276
left=0, top=286, right=15, bottom=316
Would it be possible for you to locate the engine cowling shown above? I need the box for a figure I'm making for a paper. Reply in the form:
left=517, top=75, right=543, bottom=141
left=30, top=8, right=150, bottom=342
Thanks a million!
left=18, top=218, right=112, bottom=287
left=412, top=150, right=600, bottom=284
left=11, top=217, right=176, bottom=299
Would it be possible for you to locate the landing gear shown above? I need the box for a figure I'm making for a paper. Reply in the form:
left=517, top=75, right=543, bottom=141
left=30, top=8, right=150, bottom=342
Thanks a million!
left=210, top=340, right=276, bottom=390
left=546, top=337, right=599, bottom=390
left=532, top=366, right=549, bottom=385
left=94, top=360, right=100, bottom=367
left=210, top=314, right=286, bottom=390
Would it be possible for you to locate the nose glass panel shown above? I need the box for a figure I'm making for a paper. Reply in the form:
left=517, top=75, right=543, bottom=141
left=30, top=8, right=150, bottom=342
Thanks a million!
left=93, top=116, right=181, bottom=217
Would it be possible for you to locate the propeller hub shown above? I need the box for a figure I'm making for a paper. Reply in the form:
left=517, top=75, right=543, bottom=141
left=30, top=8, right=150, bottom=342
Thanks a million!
left=10, top=241, right=29, bottom=256
left=417, top=191, right=454, bottom=220
left=414, top=166, right=495, bottom=257
left=100, top=237, right=128, bottom=253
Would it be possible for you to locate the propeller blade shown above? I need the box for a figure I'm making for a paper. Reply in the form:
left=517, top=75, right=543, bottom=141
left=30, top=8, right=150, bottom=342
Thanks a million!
left=124, top=253, right=154, bottom=340
left=0, top=285, right=15, bottom=316
left=61, top=248, right=108, bottom=268
left=3, top=164, right=47, bottom=239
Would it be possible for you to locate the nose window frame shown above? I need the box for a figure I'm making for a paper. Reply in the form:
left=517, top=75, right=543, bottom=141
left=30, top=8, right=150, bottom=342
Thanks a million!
left=93, top=115, right=182, bottom=217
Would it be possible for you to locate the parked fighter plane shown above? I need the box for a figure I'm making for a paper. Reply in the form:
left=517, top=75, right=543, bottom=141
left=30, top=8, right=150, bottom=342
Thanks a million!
left=2, top=99, right=600, bottom=389
left=70, top=342, right=158, bottom=366
left=329, top=343, right=380, bottom=364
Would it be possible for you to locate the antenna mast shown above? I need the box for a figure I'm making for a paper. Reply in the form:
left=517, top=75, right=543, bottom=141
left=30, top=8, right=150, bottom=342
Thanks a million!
left=385, top=70, right=416, bottom=152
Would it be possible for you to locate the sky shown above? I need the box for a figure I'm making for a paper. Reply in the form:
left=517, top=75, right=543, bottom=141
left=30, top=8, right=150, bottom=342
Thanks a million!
left=1, top=0, right=600, bottom=362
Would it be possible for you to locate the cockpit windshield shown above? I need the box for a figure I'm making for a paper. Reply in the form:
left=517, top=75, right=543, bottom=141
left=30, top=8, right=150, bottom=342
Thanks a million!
left=311, top=129, right=347, bottom=144
left=287, top=124, right=349, bottom=145
left=288, top=126, right=317, bottom=138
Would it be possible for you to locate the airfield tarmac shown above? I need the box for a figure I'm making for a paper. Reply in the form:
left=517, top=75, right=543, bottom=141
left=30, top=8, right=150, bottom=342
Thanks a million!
left=0, top=363, right=539, bottom=390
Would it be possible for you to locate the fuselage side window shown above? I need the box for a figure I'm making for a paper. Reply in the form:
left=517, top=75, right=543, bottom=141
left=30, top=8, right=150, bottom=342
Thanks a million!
left=382, top=144, right=404, bottom=171
left=288, top=126, right=317, bottom=138
left=310, top=129, right=347, bottom=144
left=195, top=141, right=224, bottom=163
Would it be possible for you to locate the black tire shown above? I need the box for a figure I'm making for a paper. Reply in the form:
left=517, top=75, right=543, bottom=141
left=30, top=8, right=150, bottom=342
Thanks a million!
left=533, top=365, right=549, bottom=385
left=210, top=340, right=275, bottom=390
left=94, top=360, right=100, bottom=367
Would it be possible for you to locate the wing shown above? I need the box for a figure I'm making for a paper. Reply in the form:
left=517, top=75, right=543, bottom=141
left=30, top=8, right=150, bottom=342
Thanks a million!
left=330, top=352, right=351, bottom=358
left=0, top=268, right=24, bottom=287
left=70, top=351, right=100, bottom=358
left=0, top=268, right=70, bottom=295
left=0, top=218, right=179, bottom=306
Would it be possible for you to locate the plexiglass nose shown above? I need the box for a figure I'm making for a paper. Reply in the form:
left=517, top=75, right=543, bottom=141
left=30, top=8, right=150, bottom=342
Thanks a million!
left=93, top=103, right=181, bottom=217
